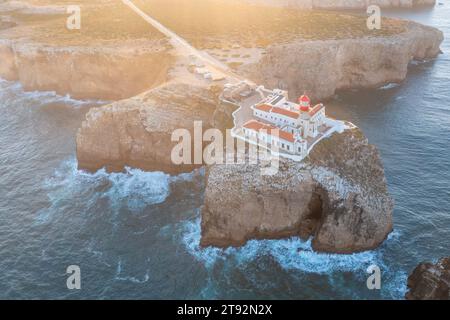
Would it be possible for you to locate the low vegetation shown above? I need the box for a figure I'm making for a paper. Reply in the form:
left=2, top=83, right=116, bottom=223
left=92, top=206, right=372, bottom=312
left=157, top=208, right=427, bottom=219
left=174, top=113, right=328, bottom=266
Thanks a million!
left=1, top=0, right=407, bottom=48
left=135, top=0, right=407, bottom=49
left=1, top=0, right=165, bottom=45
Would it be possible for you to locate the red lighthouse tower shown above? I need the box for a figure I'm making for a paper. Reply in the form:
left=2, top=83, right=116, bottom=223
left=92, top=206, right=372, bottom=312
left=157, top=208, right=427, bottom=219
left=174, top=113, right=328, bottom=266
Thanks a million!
left=298, top=94, right=311, bottom=112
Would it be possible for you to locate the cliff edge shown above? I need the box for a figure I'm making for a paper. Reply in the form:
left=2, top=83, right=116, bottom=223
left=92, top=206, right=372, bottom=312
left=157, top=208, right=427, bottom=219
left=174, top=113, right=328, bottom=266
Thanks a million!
left=243, top=22, right=443, bottom=100
left=76, top=81, right=223, bottom=173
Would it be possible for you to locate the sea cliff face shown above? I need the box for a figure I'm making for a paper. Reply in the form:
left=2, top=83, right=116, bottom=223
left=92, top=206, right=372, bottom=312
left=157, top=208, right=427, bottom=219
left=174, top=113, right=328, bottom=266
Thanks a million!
left=76, top=81, right=222, bottom=173
left=0, top=40, right=174, bottom=100
left=239, top=0, right=436, bottom=9
left=201, top=128, right=394, bottom=253
left=243, top=22, right=443, bottom=100
left=406, top=257, right=450, bottom=300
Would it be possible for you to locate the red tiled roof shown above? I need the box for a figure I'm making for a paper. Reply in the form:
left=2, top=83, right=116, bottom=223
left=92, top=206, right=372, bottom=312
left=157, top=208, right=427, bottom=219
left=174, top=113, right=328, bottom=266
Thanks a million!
left=243, top=120, right=295, bottom=143
left=272, top=106, right=299, bottom=119
left=243, top=119, right=275, bottom=131
left=254, top=104, right=272, bottom=112
left=254, top=104, right=299, bottom=119
left=278, top=130, right=295, bottom=143
left=309, top=104, right=324, bottom=117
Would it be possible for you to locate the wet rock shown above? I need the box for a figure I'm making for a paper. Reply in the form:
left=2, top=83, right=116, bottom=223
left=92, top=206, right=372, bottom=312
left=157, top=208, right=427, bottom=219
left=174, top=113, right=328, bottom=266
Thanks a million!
left=406, top=257, right=450, bottom=300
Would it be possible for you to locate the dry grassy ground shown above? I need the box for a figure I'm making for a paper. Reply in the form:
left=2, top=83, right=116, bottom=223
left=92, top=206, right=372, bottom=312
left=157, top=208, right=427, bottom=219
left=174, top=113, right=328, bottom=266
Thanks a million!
left=134, top=0, right=407, bottom=49
left=1, top=0, right=407, bottom=47
left=0, top=0, right=166, bottom=45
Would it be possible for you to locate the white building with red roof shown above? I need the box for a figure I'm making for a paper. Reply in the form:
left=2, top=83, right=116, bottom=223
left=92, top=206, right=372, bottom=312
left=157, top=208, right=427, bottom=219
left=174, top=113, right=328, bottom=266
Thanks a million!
left=242, top=119, right=307, bottom=156
left=223, top=82, right=351, bottom=161
left=250, top=92, right=326, bottom=141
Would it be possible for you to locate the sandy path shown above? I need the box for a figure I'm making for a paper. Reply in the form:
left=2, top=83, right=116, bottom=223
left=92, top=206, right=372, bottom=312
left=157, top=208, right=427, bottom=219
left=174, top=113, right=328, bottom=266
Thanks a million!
left=121, top=0, right=248, bottom=83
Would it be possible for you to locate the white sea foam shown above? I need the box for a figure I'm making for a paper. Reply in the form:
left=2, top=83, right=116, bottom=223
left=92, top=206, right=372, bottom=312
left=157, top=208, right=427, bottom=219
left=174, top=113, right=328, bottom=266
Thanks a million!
left=180, top=216, right=407, bottom=299
left=106, top=168, right=171, bottom=212
left=115, top=259, right=150, bottom=284
left=181, top=216, right=382, bottom=273
left=379, top=82, right=400, bottom=90
left=0, top=78, right=109, bottom=107
left=409, top=59, right=433, bottom=66
left=36, top=158, right=173, bottom=222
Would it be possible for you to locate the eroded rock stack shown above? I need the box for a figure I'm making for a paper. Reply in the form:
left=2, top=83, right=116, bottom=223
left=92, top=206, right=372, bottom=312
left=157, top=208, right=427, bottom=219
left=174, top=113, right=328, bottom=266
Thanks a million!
left=201, top=128, right=394, bottom=253
left=406, top=257, right=450, bottom=300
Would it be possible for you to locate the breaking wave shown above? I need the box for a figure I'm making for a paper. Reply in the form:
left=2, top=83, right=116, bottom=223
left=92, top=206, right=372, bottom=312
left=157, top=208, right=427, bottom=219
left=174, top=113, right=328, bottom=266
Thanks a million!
left=36, top=158, right=172, bottom=223
left=0, top=78, right=108, bottom=107
left=179, top=216, right=407, bottom=299
left=379, top=82, right=401, bottom=90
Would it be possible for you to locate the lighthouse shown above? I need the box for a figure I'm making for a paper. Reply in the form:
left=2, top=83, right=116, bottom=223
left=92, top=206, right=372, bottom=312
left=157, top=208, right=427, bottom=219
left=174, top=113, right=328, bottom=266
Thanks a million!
left=298, top=94, right=310, bottom=112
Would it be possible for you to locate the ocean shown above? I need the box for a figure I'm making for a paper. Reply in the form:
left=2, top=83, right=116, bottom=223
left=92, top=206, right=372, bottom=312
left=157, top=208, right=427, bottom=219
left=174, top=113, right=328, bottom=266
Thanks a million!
left=0, top=5, right=449, bottom=299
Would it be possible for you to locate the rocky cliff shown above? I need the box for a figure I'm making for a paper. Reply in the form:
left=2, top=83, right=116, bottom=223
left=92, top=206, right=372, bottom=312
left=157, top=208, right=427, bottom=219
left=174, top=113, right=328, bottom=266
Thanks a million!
left=239, top=0, right=436, bottom=9
left=406, top=257, right=450, bottom=300
left=0, top=40, right=174, bottom=100
left=243, top=22, right=443, bottom=100
left=77, top=86, right=394, bottom=254
left=201, top=128, right=394, bottom=253
left=0, top=0, right=174, bottom=100
left=76, top=81, right=223, bottom=173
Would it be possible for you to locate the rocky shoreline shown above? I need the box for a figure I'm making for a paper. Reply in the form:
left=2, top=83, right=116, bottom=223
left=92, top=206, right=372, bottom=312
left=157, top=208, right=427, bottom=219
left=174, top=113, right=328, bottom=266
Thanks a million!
left=0, top=0, right=173, bottom=100
left=76, top=81, right=223, bottom=173
left=0, top=39, right=174, bottom=100
left=0, top=2, right=443, bottom=101
left=73, top=14, right=443, bottom=254
left=0, top=1, right=444, bottom=254
left=201, top=128, right=394, bottom=253
left=242, top=21, right=443, bottom=100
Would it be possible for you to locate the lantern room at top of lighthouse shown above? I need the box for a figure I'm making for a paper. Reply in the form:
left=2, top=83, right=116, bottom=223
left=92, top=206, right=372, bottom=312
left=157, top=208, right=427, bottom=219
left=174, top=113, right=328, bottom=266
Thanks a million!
left=298, top=94, right=311, bottom=112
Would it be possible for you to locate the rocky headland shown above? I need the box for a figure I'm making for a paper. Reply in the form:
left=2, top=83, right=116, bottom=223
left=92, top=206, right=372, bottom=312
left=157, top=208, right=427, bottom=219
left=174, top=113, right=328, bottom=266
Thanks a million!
left=76, top=81, right=224, bottom=173
left=200, top=128, right=394, bottom=253
left=77, top=85, right=395, bottom=253
left=0, top=1, right=443, bottom=101
left=75, top=16, right=444, bottom=172
left=241, top=21, right=443, bottom=100
left=0, top=0, right=174, bottom=100
left=0, top=1, right=444, bottom=253
left=406, top=257, right=450, bottom=300
left=73, top=2, right=444, bottom=253
left=0, top=39, right=174, bottom=100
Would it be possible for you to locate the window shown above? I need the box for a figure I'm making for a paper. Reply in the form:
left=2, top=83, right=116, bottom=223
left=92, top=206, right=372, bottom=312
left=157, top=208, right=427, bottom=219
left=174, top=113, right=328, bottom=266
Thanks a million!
left=287, top=145, right=290, bottom=151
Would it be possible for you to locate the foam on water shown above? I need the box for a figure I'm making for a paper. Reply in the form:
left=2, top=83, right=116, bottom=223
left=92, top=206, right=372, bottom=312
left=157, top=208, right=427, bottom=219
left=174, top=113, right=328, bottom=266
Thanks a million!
left=180, top=215, right=408, bottom=299
left=379, top=82, right=401, bottom=90
left=0, top=78, right=109, bottom=107
left=36, top=158, right=172, bottom=223
left=181, top=215, right=396, bottom=273
left=115, top=259, right=150, bottom=284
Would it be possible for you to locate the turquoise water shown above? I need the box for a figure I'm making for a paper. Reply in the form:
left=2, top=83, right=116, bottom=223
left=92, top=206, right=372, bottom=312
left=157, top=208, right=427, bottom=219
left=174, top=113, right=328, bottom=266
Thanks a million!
left=0, top=5, right=449, bottom=299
